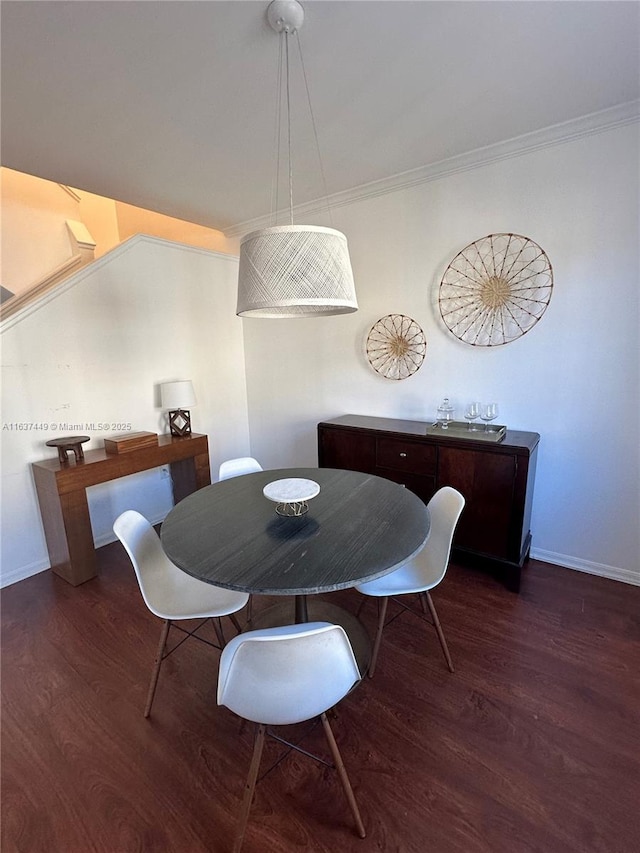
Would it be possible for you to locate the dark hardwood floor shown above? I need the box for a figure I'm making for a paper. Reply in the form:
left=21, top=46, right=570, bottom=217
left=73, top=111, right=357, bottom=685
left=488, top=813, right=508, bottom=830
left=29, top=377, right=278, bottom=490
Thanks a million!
left=2, top=545, right=639, bottom=853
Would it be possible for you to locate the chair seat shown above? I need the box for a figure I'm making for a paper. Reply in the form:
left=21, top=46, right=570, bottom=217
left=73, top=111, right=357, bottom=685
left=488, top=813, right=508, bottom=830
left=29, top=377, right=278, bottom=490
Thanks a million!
left=149, top=572, right=249, bottom=621
left=355, top=556, right=440, bottom=597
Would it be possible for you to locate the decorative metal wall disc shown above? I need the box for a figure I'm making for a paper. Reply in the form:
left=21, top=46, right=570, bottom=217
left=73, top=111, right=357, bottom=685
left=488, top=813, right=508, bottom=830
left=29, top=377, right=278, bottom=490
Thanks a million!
left=366, top=314, right=427, bottom=380
left=439, top=233, right=553, bottom=346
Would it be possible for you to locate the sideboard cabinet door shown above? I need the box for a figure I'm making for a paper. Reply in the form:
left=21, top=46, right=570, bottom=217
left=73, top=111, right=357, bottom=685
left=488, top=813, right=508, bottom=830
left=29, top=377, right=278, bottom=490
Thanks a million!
left=437, top=446, right=516, bottom=561
left=318, top=426, right=375, bottom=473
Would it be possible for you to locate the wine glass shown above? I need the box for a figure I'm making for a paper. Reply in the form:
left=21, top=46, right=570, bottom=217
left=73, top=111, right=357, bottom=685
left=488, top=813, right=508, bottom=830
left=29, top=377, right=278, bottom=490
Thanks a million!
left=463, top=401, right=480, bottom=430
left=480, top=403, right=499, bottom=432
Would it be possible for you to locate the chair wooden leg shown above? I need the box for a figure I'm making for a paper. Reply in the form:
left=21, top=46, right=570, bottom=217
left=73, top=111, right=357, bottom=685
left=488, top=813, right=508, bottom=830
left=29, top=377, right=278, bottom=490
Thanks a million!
left=213, top=617, right=226, bottom=648
left=425, top=592, right=454, bottom=673
left=356, top=596, right=367, bottom=618
left=321, top=713, right=366, bottom=839
left=229, top=612, right=242, bottom=634
left=144, top=619, right=171, bottom=718
left=246, top=596, right=253, bottom=623
left=367, top=597, right=388, bottom=679
left=233, top=723, right=266, bottom=853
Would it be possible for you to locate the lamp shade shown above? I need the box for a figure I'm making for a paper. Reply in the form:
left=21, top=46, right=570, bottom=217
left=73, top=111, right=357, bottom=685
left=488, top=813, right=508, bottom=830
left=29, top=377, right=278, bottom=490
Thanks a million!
left=160, top=380, right=196, bottom=410
left=236, top=225, right=358, bottom=318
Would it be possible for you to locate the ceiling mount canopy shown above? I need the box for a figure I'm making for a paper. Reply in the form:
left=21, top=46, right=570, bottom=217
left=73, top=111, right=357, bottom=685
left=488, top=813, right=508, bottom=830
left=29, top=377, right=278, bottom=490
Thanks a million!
left=266, top=0, right=304, bottom=33
left=236, top=0, right=358, bottom=319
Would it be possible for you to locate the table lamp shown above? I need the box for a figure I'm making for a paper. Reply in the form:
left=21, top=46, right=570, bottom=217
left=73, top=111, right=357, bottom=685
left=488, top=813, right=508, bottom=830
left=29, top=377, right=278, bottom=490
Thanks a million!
left=160, top=380, right=196, bottom=437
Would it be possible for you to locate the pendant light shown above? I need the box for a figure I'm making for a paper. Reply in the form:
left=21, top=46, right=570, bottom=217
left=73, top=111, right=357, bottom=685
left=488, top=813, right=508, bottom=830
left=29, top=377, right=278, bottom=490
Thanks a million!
left=236, top=0, right=358, bottom=318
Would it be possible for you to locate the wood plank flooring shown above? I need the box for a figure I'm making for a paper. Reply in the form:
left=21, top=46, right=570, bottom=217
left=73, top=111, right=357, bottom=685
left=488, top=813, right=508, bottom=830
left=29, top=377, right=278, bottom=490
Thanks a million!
left=2, top=545, right=639, bottom=853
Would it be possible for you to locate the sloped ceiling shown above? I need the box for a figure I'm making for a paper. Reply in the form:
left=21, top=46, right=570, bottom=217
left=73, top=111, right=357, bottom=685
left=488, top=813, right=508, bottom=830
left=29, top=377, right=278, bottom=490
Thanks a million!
left=2, top=1, right=638, bottom=233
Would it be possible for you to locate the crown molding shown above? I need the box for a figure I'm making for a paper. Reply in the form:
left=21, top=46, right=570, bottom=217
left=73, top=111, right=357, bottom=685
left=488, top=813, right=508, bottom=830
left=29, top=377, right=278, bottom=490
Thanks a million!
left=224, top=100, right=640, bottom=239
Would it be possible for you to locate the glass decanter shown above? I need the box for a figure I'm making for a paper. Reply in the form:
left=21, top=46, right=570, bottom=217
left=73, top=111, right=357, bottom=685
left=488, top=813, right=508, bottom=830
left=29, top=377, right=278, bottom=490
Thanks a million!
left=436, top=397, right=455, bottom=430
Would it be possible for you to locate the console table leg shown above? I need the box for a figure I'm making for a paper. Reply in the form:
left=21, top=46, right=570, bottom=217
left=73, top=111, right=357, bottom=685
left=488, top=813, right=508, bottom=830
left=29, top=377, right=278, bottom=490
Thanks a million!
left=33, top=470, right=97, bottom=586
left=169, top=453, right=211, bottom=504
left=194, top=451, right=211, bottom=490
left=169, top=459, right=197, bottom=504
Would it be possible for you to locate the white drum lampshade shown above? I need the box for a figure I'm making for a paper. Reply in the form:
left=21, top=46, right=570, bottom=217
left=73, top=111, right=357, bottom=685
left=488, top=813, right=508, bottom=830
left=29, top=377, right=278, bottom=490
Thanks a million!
left=160, top=380, right=196, bottom=437
left=237, top=225, right=358, bottom=318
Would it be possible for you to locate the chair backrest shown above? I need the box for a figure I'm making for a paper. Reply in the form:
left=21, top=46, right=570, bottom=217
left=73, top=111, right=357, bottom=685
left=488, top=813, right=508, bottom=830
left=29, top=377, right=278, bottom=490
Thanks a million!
left=113, top=510, right=183, bottom=618
left=218, top=457, right=263, bottom=481
left=218, top=622, right=360, bottom=725
left=421, top=486, right=466, bottom=585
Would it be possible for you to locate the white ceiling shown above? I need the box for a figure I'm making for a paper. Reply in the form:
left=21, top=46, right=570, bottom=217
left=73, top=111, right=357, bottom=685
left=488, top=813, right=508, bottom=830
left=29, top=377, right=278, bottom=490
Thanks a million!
left=2, top=1, right=639, bottom=233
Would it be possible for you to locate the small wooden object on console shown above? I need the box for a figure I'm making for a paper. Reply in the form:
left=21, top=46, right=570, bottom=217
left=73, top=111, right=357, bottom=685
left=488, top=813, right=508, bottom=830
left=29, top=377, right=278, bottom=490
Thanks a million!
left=104, top=431, right=159, bottom=454
left=46, top=436, right=91, bottom=465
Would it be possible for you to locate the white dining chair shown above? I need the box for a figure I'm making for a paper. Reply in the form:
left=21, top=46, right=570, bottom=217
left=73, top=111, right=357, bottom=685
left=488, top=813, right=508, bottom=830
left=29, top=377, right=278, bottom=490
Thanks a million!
left=355, top=486, right=465, bottom=677
left=218, top=457, right=263, bottom=481
left=218, top=622, right=366, bottom=852
left=113, top=510, right=249, bottom=717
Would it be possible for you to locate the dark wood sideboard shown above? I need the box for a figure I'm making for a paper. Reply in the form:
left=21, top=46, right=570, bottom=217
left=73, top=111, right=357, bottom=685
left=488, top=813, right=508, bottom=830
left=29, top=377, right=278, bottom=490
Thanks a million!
left=318, top=415, right=539, bottom=592
left=32, top=433, right=211, bottom=586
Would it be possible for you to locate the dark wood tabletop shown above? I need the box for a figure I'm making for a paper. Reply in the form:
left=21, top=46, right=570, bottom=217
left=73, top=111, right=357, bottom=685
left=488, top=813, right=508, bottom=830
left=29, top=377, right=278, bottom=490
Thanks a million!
left=160, top=467, right=431, bottom=595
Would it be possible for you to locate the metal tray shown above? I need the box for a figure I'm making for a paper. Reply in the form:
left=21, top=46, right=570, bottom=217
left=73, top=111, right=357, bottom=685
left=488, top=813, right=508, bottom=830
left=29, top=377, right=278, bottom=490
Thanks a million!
left=426, top=420, right=506, bottom=442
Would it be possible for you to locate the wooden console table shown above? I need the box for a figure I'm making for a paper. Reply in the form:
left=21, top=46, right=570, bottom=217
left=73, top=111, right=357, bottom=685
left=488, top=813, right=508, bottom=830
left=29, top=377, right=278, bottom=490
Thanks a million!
left=32, top=433, right=211, bottom=586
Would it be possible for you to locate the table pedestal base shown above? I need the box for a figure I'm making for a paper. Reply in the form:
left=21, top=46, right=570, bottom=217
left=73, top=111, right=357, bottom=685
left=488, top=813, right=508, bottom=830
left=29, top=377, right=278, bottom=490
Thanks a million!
left=247, top=600, right=372, bottom=677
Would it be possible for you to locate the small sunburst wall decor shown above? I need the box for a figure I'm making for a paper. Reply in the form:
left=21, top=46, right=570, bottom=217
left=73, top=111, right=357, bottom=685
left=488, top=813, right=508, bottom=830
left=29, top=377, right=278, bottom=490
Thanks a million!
left=366, top=314, right=427, bottom=380
left=438, top=233, right=553, bottom=346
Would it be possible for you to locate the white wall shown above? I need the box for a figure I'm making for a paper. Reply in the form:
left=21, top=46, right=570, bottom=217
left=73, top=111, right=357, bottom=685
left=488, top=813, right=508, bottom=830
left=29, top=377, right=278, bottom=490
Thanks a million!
left=0, top=236, right=249, bottom=586
left=243, top=122, right=640, bottom=585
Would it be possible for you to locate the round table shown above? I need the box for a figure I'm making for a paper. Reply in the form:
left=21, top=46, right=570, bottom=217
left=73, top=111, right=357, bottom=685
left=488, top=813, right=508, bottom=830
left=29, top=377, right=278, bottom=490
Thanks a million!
left=161, top=467, right=430, bottom=674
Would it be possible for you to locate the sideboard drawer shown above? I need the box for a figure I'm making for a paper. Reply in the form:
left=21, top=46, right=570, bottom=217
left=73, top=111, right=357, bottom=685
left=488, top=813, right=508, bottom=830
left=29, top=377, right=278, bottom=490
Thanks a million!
left=376, top=437, right=437, bottom=475
left=374, top=467, right=436, bottom=505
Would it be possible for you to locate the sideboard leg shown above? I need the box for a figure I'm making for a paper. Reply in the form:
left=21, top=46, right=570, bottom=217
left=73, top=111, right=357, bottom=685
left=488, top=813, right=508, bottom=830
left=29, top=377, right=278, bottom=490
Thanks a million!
left=503, top=566, right=522, bottom=594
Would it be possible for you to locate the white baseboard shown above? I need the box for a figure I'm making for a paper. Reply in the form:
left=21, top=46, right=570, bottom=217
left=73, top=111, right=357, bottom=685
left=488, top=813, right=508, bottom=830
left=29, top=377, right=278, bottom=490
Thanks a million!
left=0, top=558, right=50, bottom=589
left=530, top=548, right=640, bottom=587
left=0, top=511, right=168, bottom=589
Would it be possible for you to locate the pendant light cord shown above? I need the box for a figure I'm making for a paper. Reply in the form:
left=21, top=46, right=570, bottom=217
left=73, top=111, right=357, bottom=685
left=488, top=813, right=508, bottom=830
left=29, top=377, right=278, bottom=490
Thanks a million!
left=271, top=32, right=284, bottom=227
left=295, top=30, right=333, bottom=227
left=285, top=30, right=294, bottom=226
left=271, top=21, right=333, bottom=228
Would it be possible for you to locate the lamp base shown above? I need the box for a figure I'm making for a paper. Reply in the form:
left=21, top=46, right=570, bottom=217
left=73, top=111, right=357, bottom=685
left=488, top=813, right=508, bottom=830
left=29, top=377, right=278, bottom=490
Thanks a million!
left=168, top=409, right=192, bottom=437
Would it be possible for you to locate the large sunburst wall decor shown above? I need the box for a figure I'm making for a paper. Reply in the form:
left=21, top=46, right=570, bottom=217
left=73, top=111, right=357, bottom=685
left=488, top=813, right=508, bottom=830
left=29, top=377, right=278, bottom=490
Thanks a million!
left=438, top=233, right=553, bottom=346
left=366, top=314, right=427, bottom=380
